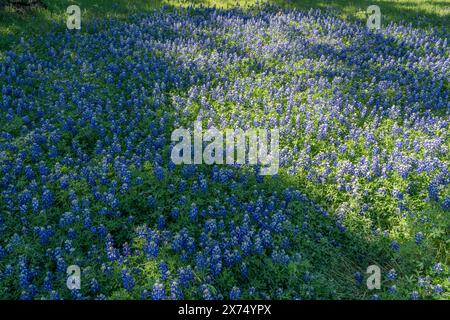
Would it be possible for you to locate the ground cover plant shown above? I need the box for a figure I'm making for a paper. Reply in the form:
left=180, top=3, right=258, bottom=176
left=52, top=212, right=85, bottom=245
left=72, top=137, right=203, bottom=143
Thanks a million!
left=0, top=1, right=449, bottom=300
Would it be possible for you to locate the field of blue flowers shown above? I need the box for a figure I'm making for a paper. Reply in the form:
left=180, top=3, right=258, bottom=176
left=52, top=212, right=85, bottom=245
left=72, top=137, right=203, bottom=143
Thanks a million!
left=0, top=4, right=449, bottom=300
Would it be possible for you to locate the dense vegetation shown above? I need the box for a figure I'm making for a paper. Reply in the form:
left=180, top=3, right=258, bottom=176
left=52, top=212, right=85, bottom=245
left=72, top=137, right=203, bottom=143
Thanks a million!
left=0, top=1, right=448, bottom=300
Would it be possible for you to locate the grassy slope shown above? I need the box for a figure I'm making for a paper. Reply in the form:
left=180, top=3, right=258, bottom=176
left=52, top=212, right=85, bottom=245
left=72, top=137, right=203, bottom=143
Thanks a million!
left=0, top=0, right=449, bottom=51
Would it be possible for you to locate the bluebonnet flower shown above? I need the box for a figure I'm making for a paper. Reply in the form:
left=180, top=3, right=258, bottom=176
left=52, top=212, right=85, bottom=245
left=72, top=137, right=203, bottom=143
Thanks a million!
left=276, top=288, right=284, bottom=298
left=418, top=276, right=431, bottom=288
left=31, top=198, right=39, bottom=214
left=170, top=281, right=184, bottom=300
left=229, top=287, right=241, bottom=300
left=387, top=269, right=397, bottom=280
left=121, top=269, right=134, bottom=292
left=433, top=284, right=443, bottom=295
left=179, top=196, right=187, bottom=206
left=18, top=256, right=29, bottom=289
left=303, top=272, right=312, bottom=283
left=24, top=166, right=34, bottom=180
left=60, top=175, right=69, bottom=189
left=354, top=272, right=364, bottom=285
left=143, top=241, right=158, bottom=259
left=271, top=249, right=290, bottom=266
left=34, top=226, right=54, bottom=245
left=442, top=196, right=450, bottom=211
left=0, top=247, right=6, bottom=261
left=191, top=181, right=199, bottom=193
left=178, top=266, right=194, bottom=287
left=432, top=263, right=443, bottom=274
left=178, top=180, right=187, bottom=192
left=154, top=166, right=164, bottom=182
left=91, top=278, right=100, bottom=293
left=415, top=232, right=424, bottom=245
left=147, top=195, right=156, bottom=208
left=411, top=291, right=420, bottom=300
left=97, top=224, right=107, bottom=238
left=122, top=242, right=132, bottom=257
left=49, top=291, right=61, bottom=300
left=71, top=289, right=84, bottom=300
left=105, top=235, right=119, bottom=261
left=157, top=215, right=166, bottom=230
left=68, top=228, right=77, bottom=240
left=42, top=188, right=53, bottom=209
left=199, top=178, right=208, bottom=192
left=159, top=261, right=170, bottom=281
left=152, top=282, right=166, bottom=300
left=171, top=207, right=180, bottom=219
left=388, top=285, right=397, bottom=295
left=49, top=145, right=58, bottom=158
left=189, top=203, right=199, bottom=221
left=53, top=248, right=66, bottom=273
left=390, top=240, right=400, bottom=251
left=200, top=285, right=214, bottom=300
left=141, top=289, right=149, bottom=300
left=428, top=182, right=439, bottom=201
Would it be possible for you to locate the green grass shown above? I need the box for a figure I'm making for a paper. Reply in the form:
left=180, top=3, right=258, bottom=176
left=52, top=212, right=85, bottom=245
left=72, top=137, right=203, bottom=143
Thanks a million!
left=0, top=0, right=449, bottom=51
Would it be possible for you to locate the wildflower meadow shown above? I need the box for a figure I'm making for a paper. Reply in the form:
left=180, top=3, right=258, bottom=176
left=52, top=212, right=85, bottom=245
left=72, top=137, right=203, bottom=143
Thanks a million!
left=0, top=0, right=448, bottom=301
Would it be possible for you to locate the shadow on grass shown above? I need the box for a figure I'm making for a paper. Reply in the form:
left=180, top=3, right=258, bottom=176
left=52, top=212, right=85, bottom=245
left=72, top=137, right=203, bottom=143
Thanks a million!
left=112, top=165, right=436, bottom=299
left=272, top=0, right=449, bottom=30
left=0, top=0, right=165, bottom=51
left=1, top=0, right=449, bottom=51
